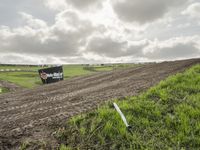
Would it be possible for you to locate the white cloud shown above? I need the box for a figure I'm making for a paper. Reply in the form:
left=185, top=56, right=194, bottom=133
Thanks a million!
left=182, top=2, right=200, bottom=18
left=19, top=12, right=48, bottom=29
left=0, top=0, right=55, bottom=27
left=43, top=0, right=68, bottom=11
left=144, top=36, right=200, bottom=60
left=0, top=11, right=99, bottom=57
left=0, top=0, right=200, bottom=64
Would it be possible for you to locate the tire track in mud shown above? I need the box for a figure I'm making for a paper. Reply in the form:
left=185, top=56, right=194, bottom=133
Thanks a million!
left=0, top=58, right=200, bottom=149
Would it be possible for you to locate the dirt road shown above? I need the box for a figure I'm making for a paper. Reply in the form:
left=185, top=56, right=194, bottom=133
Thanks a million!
left=0, top=59, right=200, bottom=149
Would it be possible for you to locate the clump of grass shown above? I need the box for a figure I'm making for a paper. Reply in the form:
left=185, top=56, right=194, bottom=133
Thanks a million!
left=56, top=64, right=200, bottom=149
left=19, top=140, right=50, bottom=150
left=0, top=87, right=9, bottom=94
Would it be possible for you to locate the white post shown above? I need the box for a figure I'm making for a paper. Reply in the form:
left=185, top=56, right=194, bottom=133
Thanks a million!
left=113, top=103, right=130, bottom=128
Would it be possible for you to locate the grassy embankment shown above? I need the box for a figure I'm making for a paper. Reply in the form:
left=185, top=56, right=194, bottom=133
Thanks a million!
left=0, top=64, right=136, bottom=89
left=56, top=64, right=200, bottom=150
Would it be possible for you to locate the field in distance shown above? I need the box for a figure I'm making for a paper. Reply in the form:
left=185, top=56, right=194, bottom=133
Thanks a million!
left=0, top=64, right=139, bottom=89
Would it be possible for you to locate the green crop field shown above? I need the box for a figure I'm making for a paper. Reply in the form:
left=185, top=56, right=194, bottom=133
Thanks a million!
left=56, top=64, right=200, bottom=150
left=0, top=64, right=138, bottom=89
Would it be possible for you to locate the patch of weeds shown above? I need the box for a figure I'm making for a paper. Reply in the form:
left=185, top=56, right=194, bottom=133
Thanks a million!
left=19, top=141, right=30, bottom=150
left=0, top=87, right=9, bottom=94
left=60, top=144, right=72, bottom=150
left=19, top=140, right=49, bottom=150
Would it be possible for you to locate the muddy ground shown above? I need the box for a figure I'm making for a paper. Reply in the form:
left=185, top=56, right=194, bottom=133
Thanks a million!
left=0, top=58, right=200, bottom=150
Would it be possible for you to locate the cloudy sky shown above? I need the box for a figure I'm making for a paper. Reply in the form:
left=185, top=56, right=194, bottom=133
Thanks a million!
left=0, top=0, right=200, bottom=64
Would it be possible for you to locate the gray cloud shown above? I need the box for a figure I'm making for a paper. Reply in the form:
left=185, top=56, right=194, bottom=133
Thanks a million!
left=87, top=37, right=148, bottom=58
left=126, top=44, right=147, bottom=57
left=1, top=33, right=78, bottom=57
left=0, top=53, right=38, bottom=64
left=0, top=0, right=200, bottom=64
left=87, top=37, right=127, bottom=57
left=0, top=53, right=67, bottom=64
left=111, top=0, right=187, bottom=24
left=66, top=0, right=103, bottom=9
left=0, top=11, right=97, bottom=57
left=145, top=43, right=200, bottom=60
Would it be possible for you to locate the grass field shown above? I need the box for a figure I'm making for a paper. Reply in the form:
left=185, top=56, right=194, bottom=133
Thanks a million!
left=56, top=64, right=200, bottom=150
left=0, top=64, right=136, bottom=88
left=0, top=65, right=41, bottom=71
left=0, top=65, right=45, bottom=88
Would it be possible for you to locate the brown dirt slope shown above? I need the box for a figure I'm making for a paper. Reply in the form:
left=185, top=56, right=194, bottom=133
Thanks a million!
left=0, top=58, right=200, bottom=150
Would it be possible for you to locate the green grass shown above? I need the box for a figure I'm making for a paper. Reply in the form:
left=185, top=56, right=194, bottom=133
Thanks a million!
left=0, top=65, right=102, bottom=88
left=0, top=65, right=106, bottom=88
left=0, top=65, right=46, bottom=88
left=56, top=64, right=200, bottom=150
left=0, top=72, right=42, bottom=88
left=63, top=65, right=94, bottom=78
left=0, top=87, right=9, bottom=94
left=0, top=65, right=41, bottom=71
left=0, top=64, right=138, bottom=88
